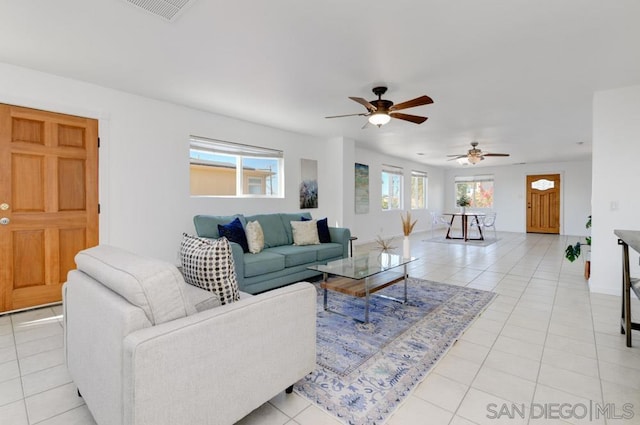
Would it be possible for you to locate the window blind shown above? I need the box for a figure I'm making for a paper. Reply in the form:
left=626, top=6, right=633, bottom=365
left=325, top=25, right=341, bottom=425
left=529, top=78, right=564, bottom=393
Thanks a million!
left=190, top=135, right=283, bottom=159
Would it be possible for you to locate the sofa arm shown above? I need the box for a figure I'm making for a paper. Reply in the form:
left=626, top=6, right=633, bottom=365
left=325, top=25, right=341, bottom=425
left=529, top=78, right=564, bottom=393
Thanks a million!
left=228, top=240, right=245, bottom=284
left=329, top=227, right=351, bottom=258
left=121, top=282, right=317, bottom=425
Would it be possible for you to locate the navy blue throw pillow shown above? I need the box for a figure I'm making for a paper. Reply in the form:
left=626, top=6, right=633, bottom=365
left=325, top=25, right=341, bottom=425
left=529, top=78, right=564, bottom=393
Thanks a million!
left=316, top=217, right=331, bottom=243
left=301, top=216, right=331, bottom=243
left=218, top=217, right=249, bottom=253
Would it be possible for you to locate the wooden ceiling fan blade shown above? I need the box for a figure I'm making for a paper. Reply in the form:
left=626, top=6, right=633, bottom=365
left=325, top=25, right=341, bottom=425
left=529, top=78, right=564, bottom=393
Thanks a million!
left=390, top=112, right=428, bottom=124
left=349, top=97, right=376, bottom=111
left=389, top=95, right=434, bottom=111
left=325, top=112, right=369, bottom=119
left=483, top=153, right=510, bottom=157
left=448, top=155, right=466, bottom=161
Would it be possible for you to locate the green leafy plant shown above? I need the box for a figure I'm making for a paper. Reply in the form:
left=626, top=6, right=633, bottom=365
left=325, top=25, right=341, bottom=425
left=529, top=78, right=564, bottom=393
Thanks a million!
left=565, top=242, right=582, bottom=262
left=457, top=194, right=472, bottom=207
left=565, top=215, right=591, bottom=262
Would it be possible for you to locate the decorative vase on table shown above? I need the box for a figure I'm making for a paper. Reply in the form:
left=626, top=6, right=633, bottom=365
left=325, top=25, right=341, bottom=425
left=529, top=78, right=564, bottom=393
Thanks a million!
left=403, top=236, right=411, bottom=258
left=461, top=207, right=466, bottom=214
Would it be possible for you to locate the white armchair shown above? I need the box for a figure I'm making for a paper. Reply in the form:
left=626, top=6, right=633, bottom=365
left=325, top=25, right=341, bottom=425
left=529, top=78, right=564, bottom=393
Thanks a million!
left=63, top=245, right=317, bottom=425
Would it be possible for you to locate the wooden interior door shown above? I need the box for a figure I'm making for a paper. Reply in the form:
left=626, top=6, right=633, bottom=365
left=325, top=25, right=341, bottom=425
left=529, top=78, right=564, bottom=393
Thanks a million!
left=0, top=104, right=98, bottom=313
left=526, top=174, right=560, bottom=234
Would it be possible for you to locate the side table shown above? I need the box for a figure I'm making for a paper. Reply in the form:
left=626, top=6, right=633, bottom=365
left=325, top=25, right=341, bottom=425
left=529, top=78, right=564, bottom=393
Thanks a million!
left=349, top=236, right=358, bottom=257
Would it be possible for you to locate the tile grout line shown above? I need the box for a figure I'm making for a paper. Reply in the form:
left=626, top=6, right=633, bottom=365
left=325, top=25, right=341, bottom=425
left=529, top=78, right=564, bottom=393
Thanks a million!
left=9, top=311, right=30, bottom=424
left=526, top=237, right=562, bottom=425
left=442, top=234, right=535, bottom=425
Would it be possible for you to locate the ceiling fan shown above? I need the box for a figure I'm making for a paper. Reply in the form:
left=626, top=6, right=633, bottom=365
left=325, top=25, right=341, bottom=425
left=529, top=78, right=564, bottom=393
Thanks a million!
left=325, top=86, right=433, bottom=127
left=447, top=142, right=510, bottom=165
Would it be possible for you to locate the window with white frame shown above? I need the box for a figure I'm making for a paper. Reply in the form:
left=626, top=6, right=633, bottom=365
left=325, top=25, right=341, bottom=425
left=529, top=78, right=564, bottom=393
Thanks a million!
left=189, top=136, right=283, bottom=197
left=454, top=175, right=494, bottom=208
left=381, top=165, right=403, bottom=210
left=411, top=170, right=428, bottom=210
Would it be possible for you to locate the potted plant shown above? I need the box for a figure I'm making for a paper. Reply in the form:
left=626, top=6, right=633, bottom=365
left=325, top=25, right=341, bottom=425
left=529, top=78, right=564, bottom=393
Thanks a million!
left=565, top=215, right=592, bottom=278
left=457, top=194, right=472, bottom=213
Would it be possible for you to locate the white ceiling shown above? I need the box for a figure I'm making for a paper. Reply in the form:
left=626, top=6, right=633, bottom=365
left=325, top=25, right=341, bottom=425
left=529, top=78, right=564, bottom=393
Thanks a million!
left=2, top=0, right=639, bottom=167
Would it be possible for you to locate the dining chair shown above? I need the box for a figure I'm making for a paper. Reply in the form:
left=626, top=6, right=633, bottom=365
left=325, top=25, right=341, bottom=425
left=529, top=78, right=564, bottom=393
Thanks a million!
left=471, top=212, right=497, bottom=240
left=431, top=211, right=453, bottom=239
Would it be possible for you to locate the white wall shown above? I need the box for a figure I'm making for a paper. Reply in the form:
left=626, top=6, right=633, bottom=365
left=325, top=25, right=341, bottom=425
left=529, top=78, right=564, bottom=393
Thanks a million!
left=349, top=147, right=446, bottom=243
left=0, top=62, right=445, bottom=263
left=591, top=84, right=640, bottom=295
left=444, top=161, right=592, bottom=236
left=0, top=62, right=346, bottom=263
left=0, top=60, right=597, bottom=269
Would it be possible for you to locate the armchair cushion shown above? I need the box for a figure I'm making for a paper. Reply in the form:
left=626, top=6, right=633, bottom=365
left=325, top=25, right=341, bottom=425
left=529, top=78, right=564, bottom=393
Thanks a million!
left=74, top=245, right=193, bottom=325
left=180, top=234, right=240, bottom=306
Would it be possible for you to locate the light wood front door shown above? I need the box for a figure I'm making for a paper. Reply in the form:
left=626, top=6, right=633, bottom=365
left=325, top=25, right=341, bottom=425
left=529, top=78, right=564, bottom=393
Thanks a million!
left=0, top=104, right=99, bottom=312
left=526, top=174, right=560, bottom=234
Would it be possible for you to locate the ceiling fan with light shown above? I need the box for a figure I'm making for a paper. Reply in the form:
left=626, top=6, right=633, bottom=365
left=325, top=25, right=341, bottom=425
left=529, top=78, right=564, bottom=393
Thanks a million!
left=447, top=141, right=510, bottom=165
left=325, top=86, right=433, bottom=128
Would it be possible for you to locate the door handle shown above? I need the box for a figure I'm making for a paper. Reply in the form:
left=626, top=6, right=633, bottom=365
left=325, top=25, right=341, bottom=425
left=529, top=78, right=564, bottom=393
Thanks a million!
left=0, top=217, right=9, bottom=225
left=0, top=203, right=8, bottom=211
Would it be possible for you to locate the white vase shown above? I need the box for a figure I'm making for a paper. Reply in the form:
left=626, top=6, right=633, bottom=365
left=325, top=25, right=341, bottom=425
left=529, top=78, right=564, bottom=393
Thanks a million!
left=403, top=236, right=411, bottom=258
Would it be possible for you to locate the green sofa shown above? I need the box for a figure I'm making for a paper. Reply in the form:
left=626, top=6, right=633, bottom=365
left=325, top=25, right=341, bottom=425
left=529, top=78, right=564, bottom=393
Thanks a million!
left=193, top=212, right=351, bottom=294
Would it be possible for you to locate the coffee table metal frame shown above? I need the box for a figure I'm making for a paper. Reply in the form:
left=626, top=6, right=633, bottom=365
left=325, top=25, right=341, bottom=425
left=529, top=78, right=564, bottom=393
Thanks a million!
left=308, top=252, right=416, bottom=323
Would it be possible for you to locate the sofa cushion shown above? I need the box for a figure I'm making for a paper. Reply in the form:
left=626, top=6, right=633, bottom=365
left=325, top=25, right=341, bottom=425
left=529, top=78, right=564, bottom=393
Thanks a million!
left=193, top=214, right=246, bottom=239
left=181, top=280, right=221, bottom=312
left=302, top=216, right=331, bottom=243
left=267, top=245, right=319, bottom=268
left=291, top=220, right=320, bottom=246
left=245, top=220, right=265, bottom=254
left=180, top=234, right=240, bottom=306
left=316, top=243, right=344, bottom=261
left=245, top=214, right=289, bottom=248
left=74, top=245, right=192, bottom=325
left=243, top=250, right=286, bottom=277
left=217, top=217, right=249, bottom=253
left=281, top=212, right=312, bottom=244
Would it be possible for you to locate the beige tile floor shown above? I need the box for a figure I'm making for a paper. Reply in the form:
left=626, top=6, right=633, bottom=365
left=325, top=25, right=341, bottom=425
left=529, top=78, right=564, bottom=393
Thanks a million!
left=1, top=231, right=639, bottom=424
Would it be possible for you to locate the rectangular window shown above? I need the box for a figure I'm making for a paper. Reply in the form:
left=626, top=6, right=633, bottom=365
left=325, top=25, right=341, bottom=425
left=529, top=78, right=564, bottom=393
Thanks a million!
left=454, top=175, right=494, bottom=208
left=189, top=136, right=283, bottom=197
left=381, top=165, right=403, bottom=210
left=411, top=170, right=428, bottom=210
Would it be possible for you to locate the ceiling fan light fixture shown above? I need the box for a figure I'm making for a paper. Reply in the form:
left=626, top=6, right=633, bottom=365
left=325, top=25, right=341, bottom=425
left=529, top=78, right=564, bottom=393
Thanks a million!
left=467, top=155, right=481, bottom=165
left=368, top=112, right=391, bottom=127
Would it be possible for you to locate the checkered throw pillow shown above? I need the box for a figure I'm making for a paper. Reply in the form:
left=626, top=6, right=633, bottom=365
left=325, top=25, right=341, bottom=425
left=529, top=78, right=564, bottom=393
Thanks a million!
left=180, top=233, right=240, bottom=305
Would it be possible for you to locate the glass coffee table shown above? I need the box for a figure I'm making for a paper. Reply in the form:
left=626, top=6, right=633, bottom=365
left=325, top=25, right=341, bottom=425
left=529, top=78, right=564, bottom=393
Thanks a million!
left=308, top=252, right=417, bottom=323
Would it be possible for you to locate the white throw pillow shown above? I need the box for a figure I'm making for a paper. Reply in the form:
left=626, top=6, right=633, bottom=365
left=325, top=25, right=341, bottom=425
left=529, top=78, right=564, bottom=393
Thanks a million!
left=290, top=220, right=320, bottom=246
left=245, top=220, right=265, bottom=254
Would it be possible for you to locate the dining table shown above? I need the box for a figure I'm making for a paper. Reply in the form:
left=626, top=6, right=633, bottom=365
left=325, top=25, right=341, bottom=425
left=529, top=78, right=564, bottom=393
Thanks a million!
left=443, top=212, right=486, bottom=241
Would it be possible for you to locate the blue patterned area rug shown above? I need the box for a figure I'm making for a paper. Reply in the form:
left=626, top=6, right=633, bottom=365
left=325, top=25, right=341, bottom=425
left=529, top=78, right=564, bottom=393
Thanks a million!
left=294, top=278, right=496, bottom=425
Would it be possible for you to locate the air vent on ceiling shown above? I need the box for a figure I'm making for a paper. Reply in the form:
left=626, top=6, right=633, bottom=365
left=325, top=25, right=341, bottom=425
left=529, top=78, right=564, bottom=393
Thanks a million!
left=123, top=0, right=196, bottom=22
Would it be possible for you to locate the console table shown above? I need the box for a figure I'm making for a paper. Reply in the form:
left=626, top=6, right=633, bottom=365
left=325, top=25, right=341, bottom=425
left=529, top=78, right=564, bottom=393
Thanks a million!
left=614, top=229, right=640, bottom=347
